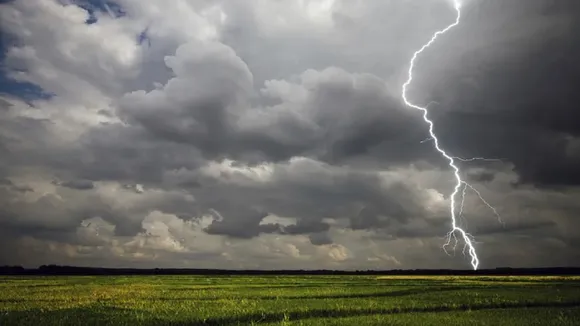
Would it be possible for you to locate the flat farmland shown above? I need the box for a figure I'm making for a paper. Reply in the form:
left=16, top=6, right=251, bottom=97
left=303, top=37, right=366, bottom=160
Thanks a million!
left=1, top=275, right=579, bottom=325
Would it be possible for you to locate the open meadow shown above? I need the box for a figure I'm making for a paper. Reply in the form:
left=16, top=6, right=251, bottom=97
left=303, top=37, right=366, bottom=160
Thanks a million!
left=1, top=275, right=579, bottom=325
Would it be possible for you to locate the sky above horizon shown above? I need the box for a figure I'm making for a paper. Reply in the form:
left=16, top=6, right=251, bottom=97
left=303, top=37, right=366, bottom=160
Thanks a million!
left=1, top=0, right=579, bottom=270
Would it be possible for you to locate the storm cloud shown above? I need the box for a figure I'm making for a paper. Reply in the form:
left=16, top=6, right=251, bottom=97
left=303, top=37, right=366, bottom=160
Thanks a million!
left=0, top=0, right=578, bottom=270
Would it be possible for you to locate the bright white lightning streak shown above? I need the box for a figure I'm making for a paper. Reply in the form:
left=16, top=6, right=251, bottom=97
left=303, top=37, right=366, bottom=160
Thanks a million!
left=453, top=157, right=503, bottom=162
left=401, top=0, right=483, bottom=270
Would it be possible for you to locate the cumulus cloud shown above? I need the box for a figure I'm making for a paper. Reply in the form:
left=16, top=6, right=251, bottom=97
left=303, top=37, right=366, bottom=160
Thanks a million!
left=0, top=0, right=578, bottom=269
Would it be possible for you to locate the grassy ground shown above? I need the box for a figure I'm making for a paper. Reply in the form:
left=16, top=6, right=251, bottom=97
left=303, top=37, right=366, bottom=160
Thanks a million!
left=1, top=275, right=579, bottom=325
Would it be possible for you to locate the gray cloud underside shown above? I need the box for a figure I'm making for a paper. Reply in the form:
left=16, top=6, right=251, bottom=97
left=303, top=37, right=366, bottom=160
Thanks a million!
left=0, top=0, right=579, bottom=269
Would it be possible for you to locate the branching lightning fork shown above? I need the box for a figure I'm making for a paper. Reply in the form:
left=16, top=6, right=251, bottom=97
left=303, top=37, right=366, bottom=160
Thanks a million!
left=401, top=0, right=501, bottom=270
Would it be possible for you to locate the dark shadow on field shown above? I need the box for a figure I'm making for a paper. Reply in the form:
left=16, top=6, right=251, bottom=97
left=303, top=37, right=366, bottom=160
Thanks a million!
left=3, top=301, right=579, bottom=326
left=155, top=285, right=476, bottom=301
left=165, top=284, right=344, bottom=291
left=0, top=284, right=527, bottom=304
left=5, top=284, right=70, bottom=288
left=181, top=301, right=580, bottom=325
left=0, top=284, right=77, bottom=291
left=165, top=283, right=415, bottom=291
left=0, top=306, right=164, bottom=326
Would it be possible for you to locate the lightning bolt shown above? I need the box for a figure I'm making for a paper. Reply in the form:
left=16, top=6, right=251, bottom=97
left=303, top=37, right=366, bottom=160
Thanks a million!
left=453, top=157, right=504, bottom=162
left=401, top=0, right=501, bottom=270
left=462, top=182, right=505, bottom=226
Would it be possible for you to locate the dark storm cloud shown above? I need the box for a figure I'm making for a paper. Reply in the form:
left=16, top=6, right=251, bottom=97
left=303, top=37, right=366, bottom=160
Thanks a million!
left=187, top=159, right=436, bottom=241
left=203, top=207, right=276, bottom=238
left=0, top=178, right=33, bottom=193
left=205, top=222, right=282, bottom=239
left=220, top=0, right=454, bottom=86
left=467, top=170, right=496, bottom=183
left=0, top=98, right=12, bottom=110
left=346, top=180, right=431, bottom=231
left=284, top=220, right=330, bottom=235
left=0, top=178, right=13, bottom=186
left=283, top=220, right=335, bottom=245
left=116, top=40, right=253, bottom=161
left=0, top=191, right=79, bottom=234
left=475, top=220, right=557, bottom=237
left=72, top=123, right=206, bottom=184
left=59, top=179, right=95, bottom=190
left=11, top=185, right=33, bottom=193
left=118, top=58, right=435, bottom=169
left=309, top=232, right=333, bottom=246
left=236, top=68, right=438, bottom=167
left=0, top=3, right=458, bottom=192
left=350, top=205, right=389, bottom=230
left=411, top=0, right=580, bottom=187
left=0, top=0, right=579, bottom=269
left=0, top=175, right=200, bottom=251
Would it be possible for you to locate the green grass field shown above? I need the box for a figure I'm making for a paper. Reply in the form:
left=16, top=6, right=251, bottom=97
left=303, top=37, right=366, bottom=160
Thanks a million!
left=1, top=275, right=579, bottom=325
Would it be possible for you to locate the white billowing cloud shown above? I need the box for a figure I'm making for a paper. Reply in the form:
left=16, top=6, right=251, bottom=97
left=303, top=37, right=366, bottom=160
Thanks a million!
left=77, top=216, right=116, bottom=246
left=119, top=0, right=225, bottom=43
left=0, top=0, right=232, bottom=132
left=1, top=0, right=579, bottom=271
left=250, top=0, right=337, bottom=35
left=260, top=215, right=298, bottom=227
left=0, top=0, right=141, bottom=103
left=321, top=244, right=350, bottom=262
left=94, top=182, right=195, bottom=212
left=199, top=159, right=274, bottom=185
left=135, top=184, right=145, bottom=193
left=129, top=211, right=190, bottom=252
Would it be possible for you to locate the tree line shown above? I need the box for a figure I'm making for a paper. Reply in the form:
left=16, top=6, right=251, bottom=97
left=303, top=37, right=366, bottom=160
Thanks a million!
left=1, top=265, right=579, bottom=276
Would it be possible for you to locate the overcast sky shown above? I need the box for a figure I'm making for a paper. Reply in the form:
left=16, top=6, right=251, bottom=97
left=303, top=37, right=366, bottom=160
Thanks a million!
left=0, top=0, right=579, bottom=270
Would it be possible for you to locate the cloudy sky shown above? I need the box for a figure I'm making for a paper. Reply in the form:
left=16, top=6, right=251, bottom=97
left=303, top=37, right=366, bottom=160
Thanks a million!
left=0, top=0, right=579, bottom=270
